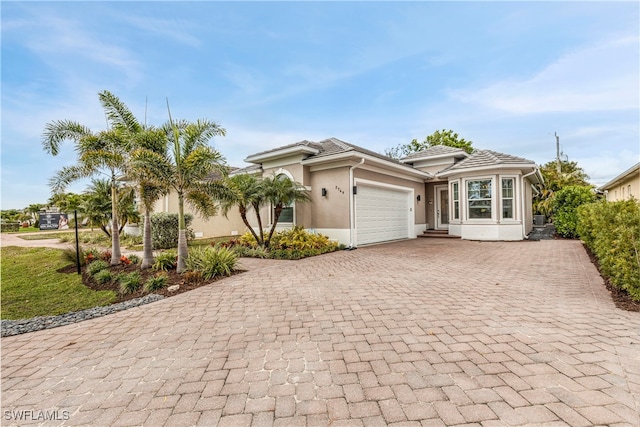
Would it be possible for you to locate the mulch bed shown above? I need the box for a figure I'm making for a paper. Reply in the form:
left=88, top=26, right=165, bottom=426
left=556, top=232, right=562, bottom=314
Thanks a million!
left=57, top=262, right=243, bottom=304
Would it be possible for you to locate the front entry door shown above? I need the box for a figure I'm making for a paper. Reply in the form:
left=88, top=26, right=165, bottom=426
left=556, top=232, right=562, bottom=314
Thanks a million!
left=436, top=186, right=449, bottom=230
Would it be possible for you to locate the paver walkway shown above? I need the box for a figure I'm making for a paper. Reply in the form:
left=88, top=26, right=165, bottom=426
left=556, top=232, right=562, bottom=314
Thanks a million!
left=2, top=239, right=639, bottom=426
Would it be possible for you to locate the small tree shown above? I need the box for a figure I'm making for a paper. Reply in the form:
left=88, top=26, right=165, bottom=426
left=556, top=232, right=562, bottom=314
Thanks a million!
left=385, top=129, right=474, bottom=159
left=534, top=160, right=592, bottom=218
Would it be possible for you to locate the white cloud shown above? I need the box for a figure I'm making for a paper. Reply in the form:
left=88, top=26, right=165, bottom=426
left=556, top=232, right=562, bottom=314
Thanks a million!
left=452, top=36, right=639, bottom=114
left=118, top=16, right=202, bottom=48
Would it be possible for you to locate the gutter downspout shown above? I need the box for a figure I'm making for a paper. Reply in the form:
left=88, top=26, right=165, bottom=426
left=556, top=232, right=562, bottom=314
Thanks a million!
left=349, top=158, right=365, bottom=249
left=521, top=168, right=538, bottom=239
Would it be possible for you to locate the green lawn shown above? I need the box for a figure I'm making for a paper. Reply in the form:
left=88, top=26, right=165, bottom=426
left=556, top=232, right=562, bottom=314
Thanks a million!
left=1, top=246, right=116, bottom=320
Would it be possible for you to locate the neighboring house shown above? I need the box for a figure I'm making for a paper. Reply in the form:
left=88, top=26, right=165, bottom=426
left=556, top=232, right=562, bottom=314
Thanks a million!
left=231, top=138, right=542, bottom=245
left=599, top=162, right=640, bottom=202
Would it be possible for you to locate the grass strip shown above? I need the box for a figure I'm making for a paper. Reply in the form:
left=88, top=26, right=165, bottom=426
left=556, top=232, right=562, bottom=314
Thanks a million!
left=1, top=246, right=116, bottom=320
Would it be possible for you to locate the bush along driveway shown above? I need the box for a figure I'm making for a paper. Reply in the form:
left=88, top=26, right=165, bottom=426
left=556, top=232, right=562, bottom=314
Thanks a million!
left=1, top=238, right=639, bottom=426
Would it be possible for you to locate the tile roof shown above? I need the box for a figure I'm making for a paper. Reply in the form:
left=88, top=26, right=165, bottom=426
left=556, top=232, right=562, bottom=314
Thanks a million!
left=229, top=164, right=262, bottom=175
left=246, top=137, right=407, bottom=166
left=401, top=145, right=468, bottom=160
left=440, top=150, right=535, bottom=174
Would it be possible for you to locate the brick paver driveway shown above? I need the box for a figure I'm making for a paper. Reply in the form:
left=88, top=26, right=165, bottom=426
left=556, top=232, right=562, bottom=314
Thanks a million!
left=2, top=239, right=639, bottom=426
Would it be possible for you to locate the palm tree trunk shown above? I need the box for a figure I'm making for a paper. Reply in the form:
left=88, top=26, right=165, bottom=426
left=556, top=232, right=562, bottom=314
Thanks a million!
left=252, top=201, right=265, bottom=246
left=240, top=206, right=260, bottom=245
left=176, top=193, right=188, bottom=273
left=110, top=182, right=122, bottom=266
left=141, top=209, right=154, bottom=269
left=266, top=204, right=283, bottom=248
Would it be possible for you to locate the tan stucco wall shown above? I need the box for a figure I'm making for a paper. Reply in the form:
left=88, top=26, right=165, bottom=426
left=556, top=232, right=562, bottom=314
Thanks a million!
left=153, top=194, right=249, bottom=238
left=604, top=172, right=640, bottom=201
left=309, top=167, right=351, bottom=229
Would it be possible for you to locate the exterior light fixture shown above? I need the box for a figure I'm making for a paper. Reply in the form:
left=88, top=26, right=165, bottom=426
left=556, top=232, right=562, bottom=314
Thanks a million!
left=321, top=188, right=327, bottom=197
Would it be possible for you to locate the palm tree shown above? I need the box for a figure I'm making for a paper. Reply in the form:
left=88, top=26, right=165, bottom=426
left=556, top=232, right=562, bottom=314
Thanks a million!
left=81, top=178, right=137, bottom=238
left=25, top=204, right=43, bottom=226
left=263, top=174, right=311, bottom=248
left=131, top=111, right=227, bottom=273
left=219, top=174, right=266, bottom=246
left=43, top=120, right=131, bottom=265
left=128, top=127, right=169, bottom=269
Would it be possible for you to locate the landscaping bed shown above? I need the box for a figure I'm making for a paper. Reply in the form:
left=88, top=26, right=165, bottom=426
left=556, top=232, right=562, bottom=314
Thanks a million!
left=56, top=261, right=244, bottom=304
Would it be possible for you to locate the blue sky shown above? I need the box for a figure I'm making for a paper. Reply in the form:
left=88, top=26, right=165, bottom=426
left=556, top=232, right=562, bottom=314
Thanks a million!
left=2, top=1, right=638, bottom=210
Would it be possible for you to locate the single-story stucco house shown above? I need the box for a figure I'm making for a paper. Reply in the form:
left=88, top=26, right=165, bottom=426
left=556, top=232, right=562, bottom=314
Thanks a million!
left=154, top=137, right=543, bottom=245
left=599, top=162, right=639, bottom=202
left=227, top=137, right=543, bottom=245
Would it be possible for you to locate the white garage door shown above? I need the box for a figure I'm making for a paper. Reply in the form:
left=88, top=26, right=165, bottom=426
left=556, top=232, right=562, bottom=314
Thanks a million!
left=355, top=184, right=410, bottom=245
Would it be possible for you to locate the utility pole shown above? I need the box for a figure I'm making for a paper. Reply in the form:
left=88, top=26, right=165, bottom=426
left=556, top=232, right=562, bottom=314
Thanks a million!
left=555, top=132, right=561, bottom=174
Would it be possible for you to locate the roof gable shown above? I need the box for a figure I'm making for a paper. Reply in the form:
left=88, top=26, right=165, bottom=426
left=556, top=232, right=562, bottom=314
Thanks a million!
left=401, top=145, right=468, bottom=161
left=440, top=149, right=535, bottom=173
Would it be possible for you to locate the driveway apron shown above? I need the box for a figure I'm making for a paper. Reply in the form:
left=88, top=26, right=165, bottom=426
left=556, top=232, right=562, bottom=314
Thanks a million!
left=1, top=239, right=639, bottom=426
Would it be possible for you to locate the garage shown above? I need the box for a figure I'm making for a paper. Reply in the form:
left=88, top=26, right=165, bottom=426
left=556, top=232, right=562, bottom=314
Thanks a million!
left=355, top=184, right=411, bottom=245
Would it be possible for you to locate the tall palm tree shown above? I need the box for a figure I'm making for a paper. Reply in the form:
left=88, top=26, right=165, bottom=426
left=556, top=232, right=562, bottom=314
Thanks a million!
left=263, top=174, right=310, bottom=248
left=131, top=111, right=227, bottom=273
left=43, top=115, right=131, bottom=265
left=129, top=127, right=170, bottom=269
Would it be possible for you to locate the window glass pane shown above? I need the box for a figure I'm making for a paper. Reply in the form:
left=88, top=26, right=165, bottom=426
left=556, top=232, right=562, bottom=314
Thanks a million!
left=467, top=179, right=492, bottom=219
left=503, top=199, right=513, bottom=219
left=502, top=179, right=513, bottom=198
left=278, top=206, right=293, bottom=222
left=454, top=201, right=459, bottom=219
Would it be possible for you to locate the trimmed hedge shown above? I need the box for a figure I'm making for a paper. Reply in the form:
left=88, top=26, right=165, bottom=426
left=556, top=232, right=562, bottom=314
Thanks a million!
left=149, top=213, right=194, bottom=249
left=1, top=222, right=20, bottom=232
left=577, top=199, right=640, bottom=301
left=553, top=186, right=596, bottom=238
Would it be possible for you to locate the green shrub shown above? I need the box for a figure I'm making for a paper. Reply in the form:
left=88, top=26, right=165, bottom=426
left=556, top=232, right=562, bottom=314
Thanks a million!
left=121, top=233, right=143, bottom=248
left=58, top=234, right=73, bottom=243
left=577, top=199, right=640, bottom=301
left=93, top=269, right=113, bottom=285
left=1, top=222, right=20, bottom=232
left=143, top=273, right=168, bottom=292
left=152, top=250, right=177, bottom=271
left=118, top=272, right=142, bottom=295
left=150, top=213, right=194, bottom=249
left=127, top=254, right=140, bottom=265
left=185, top=246, right=238, bottom=280
left=84, top=247, right=101, bottom=264
left=553, top=186, right=596, bottom=238
left=233, top=245, right=269, bottom=258
left=269, top=226, right=338, bottom=251
left=87, top=260, right=109, bottom=276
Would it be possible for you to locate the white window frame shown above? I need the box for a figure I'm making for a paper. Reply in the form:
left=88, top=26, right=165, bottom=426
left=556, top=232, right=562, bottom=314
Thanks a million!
left=501, top=177, right=516, bottom=221
left=465, top=177, right=494, bottom=222
left=451, top=181, right=460, bottom=221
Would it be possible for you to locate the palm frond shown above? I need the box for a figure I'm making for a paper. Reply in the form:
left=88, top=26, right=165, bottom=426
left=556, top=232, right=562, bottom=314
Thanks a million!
left=185, top=187, right=218, bottom=218
left=49, top=164, right=93, bottom=193
left=99, top=90, right=142, bottom=133
left=42, top=120, right=92, bottom=156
